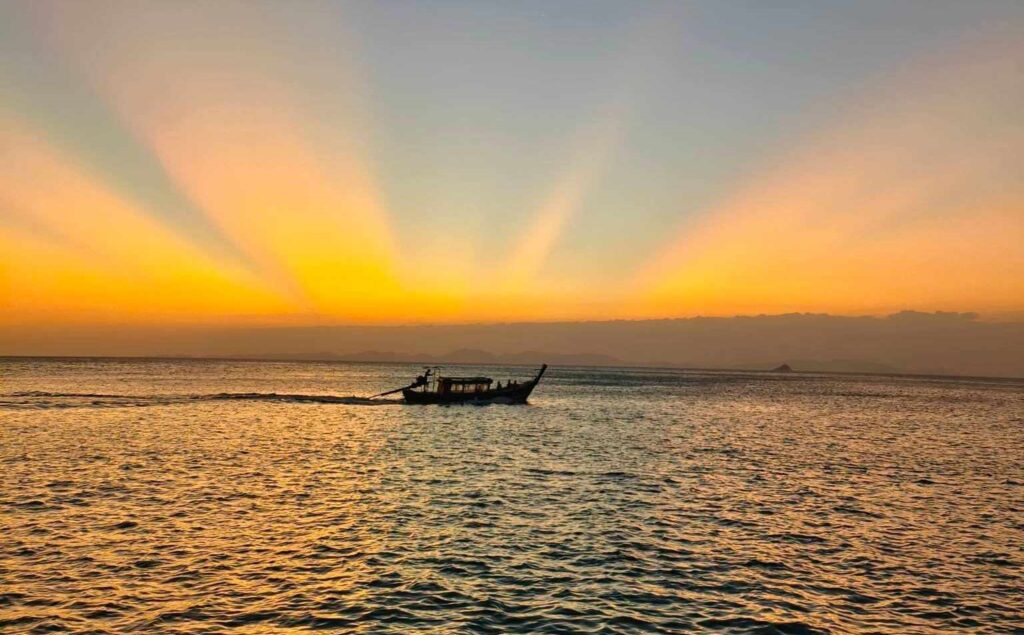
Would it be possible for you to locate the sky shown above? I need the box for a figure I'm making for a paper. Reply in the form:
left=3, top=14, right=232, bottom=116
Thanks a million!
left=1, top=0, right=1022, bottom=328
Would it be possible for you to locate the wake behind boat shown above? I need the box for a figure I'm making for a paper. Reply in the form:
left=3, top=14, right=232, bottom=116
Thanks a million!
left=371, top=364, right=547, bottom=404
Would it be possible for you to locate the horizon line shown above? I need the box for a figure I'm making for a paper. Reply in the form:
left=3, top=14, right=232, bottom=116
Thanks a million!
left=3, top=353, right=1023, bottom=383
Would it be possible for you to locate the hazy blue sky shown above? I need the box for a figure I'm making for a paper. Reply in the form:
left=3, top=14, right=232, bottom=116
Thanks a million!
left=352, top=0, right=1020, bottom=275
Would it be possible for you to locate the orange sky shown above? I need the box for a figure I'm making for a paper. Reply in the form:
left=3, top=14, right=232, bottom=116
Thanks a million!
left=1, top=2, right=1022, bottom=327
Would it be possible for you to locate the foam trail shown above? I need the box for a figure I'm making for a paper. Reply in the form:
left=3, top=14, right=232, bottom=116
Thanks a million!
left=0, top=391, right=403, bottom=409
left=199, top=393, right=401, bottom=405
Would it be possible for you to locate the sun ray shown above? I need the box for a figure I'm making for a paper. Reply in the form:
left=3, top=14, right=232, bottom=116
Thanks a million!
left=501, top=5, right=683, bottom=294
left=503, top=104, right=627, bottom=290
left=0, top=117, right=291, bottom=325
left=0, top=3, right=260, bottom=273
left=32, top=1, right=406, bottom=321
left=635, top=33, right=1024, bottom=317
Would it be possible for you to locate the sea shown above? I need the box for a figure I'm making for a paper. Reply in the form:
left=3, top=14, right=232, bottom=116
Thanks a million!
left=1, top=358, right=1022, bottom=634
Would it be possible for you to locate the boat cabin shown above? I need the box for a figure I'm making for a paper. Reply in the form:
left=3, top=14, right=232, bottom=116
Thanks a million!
left=437, top=376, right=492, bottom=395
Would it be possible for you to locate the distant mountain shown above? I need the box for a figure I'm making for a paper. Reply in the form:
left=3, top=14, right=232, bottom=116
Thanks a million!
left=439, top=348, right=499, bottom=364
left=228, top=348, right=623, bottom=367
left=7, top=311, right=1024, bottom=378
left=506, top=351, right=622, bottom=366
left=230, top=352, right=912, bottom=376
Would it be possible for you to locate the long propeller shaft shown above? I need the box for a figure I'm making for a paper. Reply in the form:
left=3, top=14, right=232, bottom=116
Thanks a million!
left=367, top=384, right=413, bottom=399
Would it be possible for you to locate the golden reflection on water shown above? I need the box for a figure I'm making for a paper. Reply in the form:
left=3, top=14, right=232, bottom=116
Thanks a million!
left=1, top=360, right=1023, bottom=633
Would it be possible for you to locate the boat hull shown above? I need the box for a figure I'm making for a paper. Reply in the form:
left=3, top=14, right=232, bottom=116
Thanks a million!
left=402, top=380, right=538, bottom=405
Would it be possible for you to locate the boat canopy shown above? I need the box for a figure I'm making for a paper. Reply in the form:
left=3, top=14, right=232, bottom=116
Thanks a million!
left=443, top=377, right=493, bottom=384
left=439, top=376, right=493, bottom=394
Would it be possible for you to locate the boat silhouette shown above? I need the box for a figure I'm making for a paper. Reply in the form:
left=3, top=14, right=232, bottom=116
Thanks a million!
left=371, top=364, right=547, bottom=404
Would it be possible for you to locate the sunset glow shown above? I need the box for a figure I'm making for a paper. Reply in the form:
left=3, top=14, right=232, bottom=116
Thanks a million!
left=2, top=1, right=1022, bottom=327
left=637, top=35, right=1024, bottom=317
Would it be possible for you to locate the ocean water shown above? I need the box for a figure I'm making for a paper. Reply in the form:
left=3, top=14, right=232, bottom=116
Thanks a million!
left=1, top=358, right=1022, bottom=634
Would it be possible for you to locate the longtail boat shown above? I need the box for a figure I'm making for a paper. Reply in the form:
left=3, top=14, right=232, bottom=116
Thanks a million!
left=371, top=364, right=547, bottom=404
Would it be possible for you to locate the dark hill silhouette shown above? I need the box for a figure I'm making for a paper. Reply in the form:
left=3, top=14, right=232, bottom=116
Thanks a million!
left=3, top=312, right=1024, bottom=378
left=232, top=348, right=623, bottom=367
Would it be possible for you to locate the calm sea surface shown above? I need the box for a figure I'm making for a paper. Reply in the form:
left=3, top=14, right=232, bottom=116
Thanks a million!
left=1, top=358, right=1022, bottom=634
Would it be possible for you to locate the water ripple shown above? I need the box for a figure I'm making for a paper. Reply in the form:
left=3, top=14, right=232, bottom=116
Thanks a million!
left=1, top=359, right=1023, bottom=633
